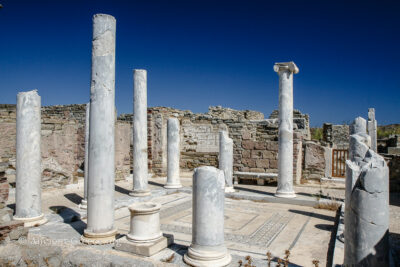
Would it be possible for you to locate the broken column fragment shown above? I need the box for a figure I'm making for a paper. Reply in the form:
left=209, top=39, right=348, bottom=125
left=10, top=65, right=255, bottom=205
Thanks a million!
left=219, top=131, right=235, bottom=192
left=367, top=108, right=378, bottom=152
left=344, top=133, right=389, bottom=266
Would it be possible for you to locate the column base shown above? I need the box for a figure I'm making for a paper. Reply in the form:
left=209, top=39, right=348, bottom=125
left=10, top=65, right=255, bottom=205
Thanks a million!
left=115, top=235, right=169, bottom=257
left=79, top=199, right=87, bottom=210
left=224, top=186, right=236, bottom=193
left=164, top=183, right=182, bottom=189
left=126, top=231, right=163, bottom=243
left=80, top=228, right=117, bottom=245
left=13, top=213, right=48, bottom=227
left=129, top=189, right=151, bottom=197
left=184, top=246, right=232, bottom=267
left=275, top=191, right=296, bottom=198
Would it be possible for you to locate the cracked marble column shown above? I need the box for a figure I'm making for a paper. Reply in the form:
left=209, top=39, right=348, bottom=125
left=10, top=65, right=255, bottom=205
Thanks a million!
left=350, top=116, right=367, bottom=135
left=131, top=69, right=150, bottom=197
left=81, top=14, right=117, bottom=244
left=13, top=90, right=47, bottom=227
left=274, top=62, right=298, bottom=198
left=368, top=108, right=378, bottom=152
left=219, top=131, right=235, bottom=192
left=165, top=118, right=182, bottom=189
left=80, top=102, right=90, bottom=210
left=184, top=166, right=231, bottom=267
left=344, top=134, right=389, bottom=265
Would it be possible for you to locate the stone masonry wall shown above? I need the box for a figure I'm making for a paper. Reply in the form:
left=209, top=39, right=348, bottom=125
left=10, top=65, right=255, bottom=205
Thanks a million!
left=0, top=104, right=312, bottom=188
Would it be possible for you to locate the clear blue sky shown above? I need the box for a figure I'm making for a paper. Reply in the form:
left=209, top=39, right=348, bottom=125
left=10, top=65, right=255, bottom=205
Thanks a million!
left=1, top=0, right=399, bottom=126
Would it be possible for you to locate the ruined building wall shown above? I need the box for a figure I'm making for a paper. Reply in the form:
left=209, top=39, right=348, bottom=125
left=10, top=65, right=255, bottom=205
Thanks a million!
left=0, top=104, right=311, bottom=189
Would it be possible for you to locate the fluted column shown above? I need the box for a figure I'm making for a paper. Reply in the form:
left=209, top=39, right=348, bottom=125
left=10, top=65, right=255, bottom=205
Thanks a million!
left=14, top=90, right=47, bottom=227
left=274, top=62, right=298, bottom=198
left=81, top=14, right=117, bottom=244
left=131, top=69, right=151, bottom=197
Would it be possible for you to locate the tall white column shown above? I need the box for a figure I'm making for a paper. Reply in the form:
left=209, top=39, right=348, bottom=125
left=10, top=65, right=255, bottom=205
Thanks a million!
left=368, top=108, right=377, bottom=152
left=80, top=102, right=90, bottom=210
left=131, top=69, right=151, bottom=197
left=184, top=166, right=231, bottom=267
left=81, top=14, right=117, bottom=244
left=274, top=62, right=298, bottom=198
left=165, top=118, right=182, bottom=189
left=219, top=131, right=235, bottom=193
left=13, top=90, right=47, bottom=227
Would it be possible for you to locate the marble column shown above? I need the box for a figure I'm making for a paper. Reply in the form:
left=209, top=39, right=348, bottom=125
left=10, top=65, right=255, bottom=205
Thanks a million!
left=184, top=166, right=231, bottom=267
left=368, top=108, right=378, bottom=152
left=165, top=118, right=182, bottom=189
left=131, top=69, right=151, bottom=197
left=344, top=134, right=389, bottom=265
left=219, top=131, right=235, bottom=192
left=274, top=62, right=298, bottom=198
left=13, top=90, right=47, bottom=227
left=81, top=14, right=117, bottom=244
left=350, top=116, right=367, bottom=135
left=80, top=102, right=90, bottom=210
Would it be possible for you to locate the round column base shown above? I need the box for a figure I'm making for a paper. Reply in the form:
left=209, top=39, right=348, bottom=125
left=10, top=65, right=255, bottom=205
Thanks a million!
left=224, top=186, right=235, bottom=193
left=164, top=183, right=182, bottom=189
left=275, top=191, right=296, bottom=198
left=80, top=228, right=117, bottom=245
left=13, top=213, right=48, bottom=227
left=184, top=246, right=232, bottom=267
left=126, top=231, right=163, bottom=244
left=129, top=190, right=151, bottom=197
left=79, top=199, right=87, bottom=210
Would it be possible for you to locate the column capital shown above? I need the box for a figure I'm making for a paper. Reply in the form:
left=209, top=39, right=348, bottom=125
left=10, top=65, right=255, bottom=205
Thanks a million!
left=273, top=61, right=299, bottom=74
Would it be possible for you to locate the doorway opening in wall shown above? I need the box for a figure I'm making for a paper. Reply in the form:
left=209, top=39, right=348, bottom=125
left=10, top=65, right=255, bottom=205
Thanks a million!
left=332, top=149, right=348, bottom=178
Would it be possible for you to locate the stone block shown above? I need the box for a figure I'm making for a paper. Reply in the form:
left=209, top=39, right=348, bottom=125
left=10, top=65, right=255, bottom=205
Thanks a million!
left=254, top=142, right=266, bottom=150
left=257, top=178, right=265, bottom=185
left=242, top=140, right=255, bottom=150
left=249, top=168, right=265, bottom=172
left=242, top=150, right=251, bottom=158
left=251, top=150, right=263, bottom=159
left=267, top=142, right=278, bottom=151
left=242, top=132, right=251, bottom=140
left=261, top=151, right=274, bottom=159
left=269, top=159, right=278, bottom=169
left=256, top=159, right=269, bottom=168
left=242, top=158, right=256, bottom=168
left=115, top=234, right=171, bottom=257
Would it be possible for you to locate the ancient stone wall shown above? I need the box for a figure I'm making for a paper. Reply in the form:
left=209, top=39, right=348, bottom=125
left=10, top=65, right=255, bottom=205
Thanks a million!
left=322, top=123, right=349, bottom=149
left=0, top=104, right=312, bottom=188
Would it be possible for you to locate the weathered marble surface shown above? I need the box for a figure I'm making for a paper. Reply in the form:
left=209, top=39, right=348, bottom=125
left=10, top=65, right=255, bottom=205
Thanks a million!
left=344, top=134, right=389, bottom=265
left=127, top=202, right=162, bottom=242
left=184, top=166, right=231, bottom=267
left=368, top=108, right=377, bottom=152
left=219, top=131, right=234, bottom=192
left=165, top=118, right=182, bottom=189
left=14, top=90, right=44, bottom=222
left=83, top=14, right=116, bottom=243
left=350, top=116, right=367, bottom=135
left=80, top=102, right=90, bottom=210
left=274, top=62, right=298, bottom=198
left=132, top=69, right=150, bottom=196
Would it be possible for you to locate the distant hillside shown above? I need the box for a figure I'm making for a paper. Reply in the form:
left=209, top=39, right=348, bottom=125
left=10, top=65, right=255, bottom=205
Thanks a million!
left=310, top=124, right=400, bottom=141
left=378, top=124, right=400, bottom=139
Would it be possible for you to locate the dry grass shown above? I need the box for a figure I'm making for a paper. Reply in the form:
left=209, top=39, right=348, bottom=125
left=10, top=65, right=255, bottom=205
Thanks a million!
left=314, top=201, right=341, bottom=211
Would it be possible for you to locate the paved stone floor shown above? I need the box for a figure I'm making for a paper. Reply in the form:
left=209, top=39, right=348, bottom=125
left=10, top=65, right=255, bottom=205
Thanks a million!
left=4, top=174, right=400, bottom=266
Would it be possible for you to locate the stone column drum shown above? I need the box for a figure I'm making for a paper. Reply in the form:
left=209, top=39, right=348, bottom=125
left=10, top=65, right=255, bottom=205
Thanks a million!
left=274, top=62, right=299, bottom=198
left=344, top=134, right=389, bottom=265
left=14, top=90, right=47, bottom=227
left=81, top=14, right=117, bottom=244
left=219, top=131, right=235, bottom=192
left=80, top=102, right=90, bottom=210
left=184, top=166, right=231, bottom=267
left=165, top=118, right=182, bottom=189
left=350, top=116, right=367, bottom=135
left=131, top=69, right=151, bottom=197
left=127, top=202, right=162, bottom=242
left=368, top=108, right=378, bottom=152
